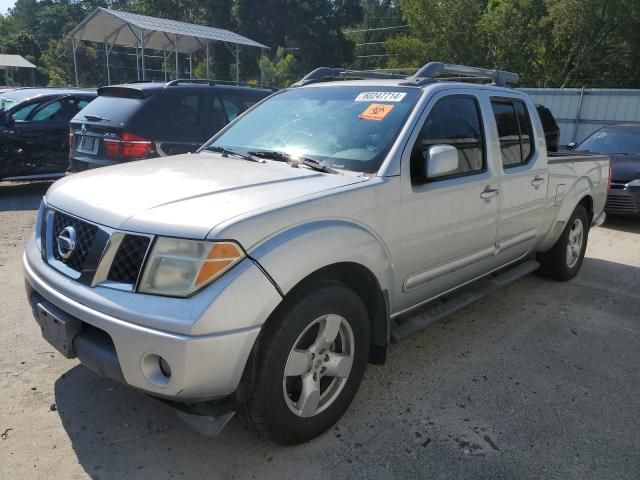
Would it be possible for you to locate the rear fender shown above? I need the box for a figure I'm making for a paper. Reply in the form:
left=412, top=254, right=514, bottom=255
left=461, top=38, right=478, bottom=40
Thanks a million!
left=539, top=175, right=593, bottom=251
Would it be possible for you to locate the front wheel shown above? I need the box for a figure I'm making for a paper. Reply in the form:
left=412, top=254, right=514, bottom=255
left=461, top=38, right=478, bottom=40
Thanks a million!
left=237, top=281, right=370, bottom=445
left=537, top=204, right=589, bottom=281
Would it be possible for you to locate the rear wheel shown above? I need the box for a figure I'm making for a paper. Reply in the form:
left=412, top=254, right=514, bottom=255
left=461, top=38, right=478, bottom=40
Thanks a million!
left=237, top=281, right=370, bottom=445
left=538, top=204, right=589, bottom=281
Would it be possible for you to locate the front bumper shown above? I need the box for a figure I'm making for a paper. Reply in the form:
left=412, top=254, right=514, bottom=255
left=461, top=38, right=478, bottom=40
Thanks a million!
left=24, top=236, right=282, bottom=401
left=605, top=189, right=640, bottom=216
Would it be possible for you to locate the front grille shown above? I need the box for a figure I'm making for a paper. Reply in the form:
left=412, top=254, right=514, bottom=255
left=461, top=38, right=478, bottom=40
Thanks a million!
left=107, top=234, right=151, bottom=284
left=52, top=211, right=99, bottom=271
left=605, top=193, right=638, bottom=214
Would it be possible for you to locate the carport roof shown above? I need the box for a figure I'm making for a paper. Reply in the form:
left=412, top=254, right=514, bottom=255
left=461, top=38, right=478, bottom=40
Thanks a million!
left=68, top=7, right=268, bottom=54
left=0, top=54, right=36, bottom=69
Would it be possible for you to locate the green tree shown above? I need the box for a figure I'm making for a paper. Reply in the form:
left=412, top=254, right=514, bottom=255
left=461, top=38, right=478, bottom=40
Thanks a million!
left=258, top=46, right=297, bottom=87
left=236, top=0, right=363, bottom=70
left=544, top=0, right=640, bottom=87
left=478, top=0, right=552, bottom=86
left=388, top=0, right=487, bottom=67
left=348, top=0, right=404, bottom=70
left=41, top=37, right=99, bottom=86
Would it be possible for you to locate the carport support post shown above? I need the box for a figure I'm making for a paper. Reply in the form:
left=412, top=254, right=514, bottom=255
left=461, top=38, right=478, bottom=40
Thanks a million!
left=163, top=50, right=167, bottom=81
left=235, top=44, right=239, bottom=82
left=140, top=29, right=146, bottom=81
left=71, top=38, right=79, bottom=87
left=104, top=42, right=110, bottom=85
left=206, top=43, right=210, bottom=80
left=189, top=53, right=193, bottom=79
left=175, top=34, right=179, bottom=79
left=135, top=46, right=140, bottom=81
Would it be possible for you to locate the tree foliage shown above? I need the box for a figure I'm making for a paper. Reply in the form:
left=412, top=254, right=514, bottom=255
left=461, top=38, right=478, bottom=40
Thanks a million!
left=389, top=0, right=640, bottom=87
left=1, top=0, right=639, bottom=87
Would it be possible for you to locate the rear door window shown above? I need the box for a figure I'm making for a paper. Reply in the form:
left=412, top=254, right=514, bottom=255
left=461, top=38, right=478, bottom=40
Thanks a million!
left=219, top=92, right=267, bottom=122
left=207, top=96, right=228, bottom=135
left=491, top=98, right=535, bottom=167
left=30, top=97, right=85, bottom=123
left=173, top=94, right=202, bottom=127
left=30, top=100, right=63, bottom=121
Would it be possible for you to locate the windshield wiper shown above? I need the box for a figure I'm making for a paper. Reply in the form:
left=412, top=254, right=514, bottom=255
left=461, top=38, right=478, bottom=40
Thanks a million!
left=207, top=146, right=265, bottom=163
left=248, top=150, right=340, bottom=174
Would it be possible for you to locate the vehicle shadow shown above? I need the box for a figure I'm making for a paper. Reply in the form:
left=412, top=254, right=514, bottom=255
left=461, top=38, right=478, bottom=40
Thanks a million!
left=602, top=215, right=640, bottom=234
left=0, top=181, right=51, bottom=211
left=53, top=257, right=640, bottom=480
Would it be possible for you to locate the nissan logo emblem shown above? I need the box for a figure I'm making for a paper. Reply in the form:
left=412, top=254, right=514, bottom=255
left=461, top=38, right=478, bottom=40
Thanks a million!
left=56, top=226, right=77, bottom=260
left=81, top=124, right=87, bottom=135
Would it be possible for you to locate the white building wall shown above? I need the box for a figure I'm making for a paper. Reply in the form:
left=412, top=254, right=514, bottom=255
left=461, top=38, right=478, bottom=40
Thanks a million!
left=519, top=88, right=640, bottom=147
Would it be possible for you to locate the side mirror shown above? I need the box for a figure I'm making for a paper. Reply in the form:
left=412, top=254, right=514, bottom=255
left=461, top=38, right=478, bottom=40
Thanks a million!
left=425, top=144, right=459, bottom=178
left=3, top=114, right=14, bottom=128
left=567, top=142, right=576, bottom=150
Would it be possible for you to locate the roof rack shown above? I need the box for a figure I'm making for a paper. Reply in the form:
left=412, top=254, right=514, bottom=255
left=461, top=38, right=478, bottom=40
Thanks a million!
left=292, top=62, right=519, bottom=88
left=291, top=67, right=407, bottom=87
left=400, top=62, right=519, bottom=87
left=165, top=78, right=277, bottom=91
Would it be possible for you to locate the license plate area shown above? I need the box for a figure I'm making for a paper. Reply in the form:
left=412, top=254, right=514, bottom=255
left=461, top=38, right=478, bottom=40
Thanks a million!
left=35, top=303, right=82, bottom=358
left=77, top=135, right=99, bottom=154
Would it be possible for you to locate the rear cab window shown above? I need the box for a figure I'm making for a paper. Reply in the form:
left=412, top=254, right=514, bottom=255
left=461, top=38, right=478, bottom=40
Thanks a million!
left=491, top=97, right=535, bottom=168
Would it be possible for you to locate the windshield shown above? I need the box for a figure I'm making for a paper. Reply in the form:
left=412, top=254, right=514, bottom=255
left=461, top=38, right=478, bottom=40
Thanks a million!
left=577, top=127, right=640, bottom=155
left=204, top=86, right=420, bottom=173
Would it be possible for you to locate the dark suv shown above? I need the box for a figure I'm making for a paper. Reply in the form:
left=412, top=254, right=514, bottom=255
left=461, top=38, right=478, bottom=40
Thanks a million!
left=68, top=80, right=274, bottom=172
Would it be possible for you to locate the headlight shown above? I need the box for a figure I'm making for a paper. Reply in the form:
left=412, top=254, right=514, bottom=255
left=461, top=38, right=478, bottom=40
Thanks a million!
left=34, top=199, right=46, bottom=252
left=138, top=238, right=245, bottom=297
left=626, top=179, right=640, bottom=188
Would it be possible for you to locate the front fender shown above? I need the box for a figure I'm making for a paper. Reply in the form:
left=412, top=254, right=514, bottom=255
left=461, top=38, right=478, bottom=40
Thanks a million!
left=248, top=219, right=394, bottom=300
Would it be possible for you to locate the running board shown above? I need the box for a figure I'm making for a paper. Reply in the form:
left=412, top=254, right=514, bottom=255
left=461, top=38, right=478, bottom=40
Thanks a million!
left=390, top=260, right=540, bottom=343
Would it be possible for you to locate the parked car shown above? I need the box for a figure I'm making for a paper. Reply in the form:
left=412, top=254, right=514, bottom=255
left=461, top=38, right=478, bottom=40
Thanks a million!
left=68, top=80, right=275, bottom=172
left=0, top=89, right=96, bottom=181
left=24, top=63, right=609, bottom=445
left=571, top=123, right=640, bottom=216
left=536, top=104, right=560, bottom=152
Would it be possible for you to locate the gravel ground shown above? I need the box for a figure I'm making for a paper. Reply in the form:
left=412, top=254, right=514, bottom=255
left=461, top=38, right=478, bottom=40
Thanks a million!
left=1, top=181, right=639, bottom=480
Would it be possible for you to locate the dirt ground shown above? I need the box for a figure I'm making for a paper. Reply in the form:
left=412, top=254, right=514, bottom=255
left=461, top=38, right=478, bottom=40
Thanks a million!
left=1, top=181, right=639, bottom=480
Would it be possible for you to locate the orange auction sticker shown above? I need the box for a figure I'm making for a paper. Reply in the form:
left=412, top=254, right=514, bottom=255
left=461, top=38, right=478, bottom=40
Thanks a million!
left=359, top=103, right=395, bottom=121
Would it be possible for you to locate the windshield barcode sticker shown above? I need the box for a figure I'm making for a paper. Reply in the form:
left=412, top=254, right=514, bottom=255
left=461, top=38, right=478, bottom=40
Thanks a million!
left=354, top=92, right=407, bottom=102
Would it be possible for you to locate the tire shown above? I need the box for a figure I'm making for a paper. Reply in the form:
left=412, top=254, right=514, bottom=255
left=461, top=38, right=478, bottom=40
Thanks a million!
left=237, top=280, right=370, bottom=445
left=537, top=204, right=589, bottom=281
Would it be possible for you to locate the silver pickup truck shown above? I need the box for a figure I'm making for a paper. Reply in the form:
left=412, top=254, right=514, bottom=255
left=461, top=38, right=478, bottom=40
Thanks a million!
left=24, top=62, right=609, bottom=445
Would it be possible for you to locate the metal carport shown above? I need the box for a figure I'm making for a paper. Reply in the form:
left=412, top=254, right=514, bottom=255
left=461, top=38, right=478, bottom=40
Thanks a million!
left=0, top=54, right=37, bottom=86
left=68, top=7, right=268, bottom=86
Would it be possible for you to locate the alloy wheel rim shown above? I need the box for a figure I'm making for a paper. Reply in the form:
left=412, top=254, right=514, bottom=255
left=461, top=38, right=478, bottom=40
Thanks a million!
left=282, top=314, right=355, bottom=418
left=566, top=218, right=584, bottom=269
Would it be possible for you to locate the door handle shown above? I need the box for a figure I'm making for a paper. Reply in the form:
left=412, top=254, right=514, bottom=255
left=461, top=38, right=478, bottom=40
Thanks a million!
left=480, top=186, right=499, bottom=200
left=531, top=175, right=545, bottom=187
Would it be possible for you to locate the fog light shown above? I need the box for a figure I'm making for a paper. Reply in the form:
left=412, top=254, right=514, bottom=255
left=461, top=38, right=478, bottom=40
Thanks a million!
left=159, top=356, right=172, bottom=378
left=141, top=353, right=172, bottom=387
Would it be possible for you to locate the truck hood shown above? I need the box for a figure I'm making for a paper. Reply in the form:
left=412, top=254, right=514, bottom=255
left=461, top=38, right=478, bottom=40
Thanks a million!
left=46, top=153, right=367, bottom=238
left=609, top=154, right=640, bottom=182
